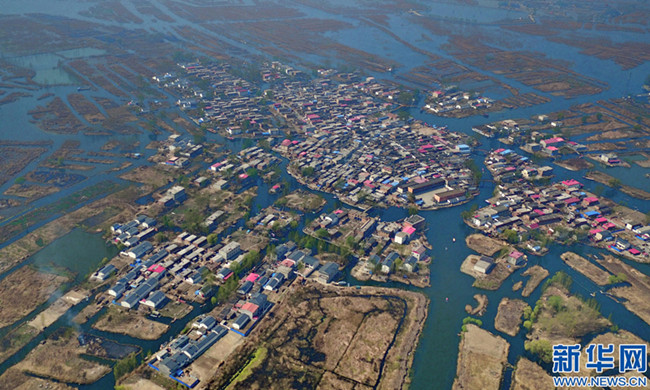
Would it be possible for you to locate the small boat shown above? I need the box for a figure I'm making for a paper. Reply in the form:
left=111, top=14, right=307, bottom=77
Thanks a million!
left=445, top=297, right=449, bottom=302
left=206, top=128, right=217, bottom=134
left=452, top=237, right=456, bottom=242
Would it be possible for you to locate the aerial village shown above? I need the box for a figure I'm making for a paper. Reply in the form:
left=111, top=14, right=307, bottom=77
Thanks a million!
left=467, top=165, right=650, bottom=263
left=70, top=60, right=470, bottom=387
left=32, top=57, right=648, bottom=389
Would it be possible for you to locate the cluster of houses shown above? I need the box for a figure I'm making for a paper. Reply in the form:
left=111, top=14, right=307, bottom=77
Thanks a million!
left=209, top=146, right=279, bottom=179
left=150, top=317, right=229, bottom=386
left=470, top=179, right=650, bottom=260
left=156, top=62, right=293, bottom=137
left=424, top=89, right=493, bottom=115
left=485, top=148, right=554, bottom=183
left=159, top=134, right=204, bottom=169
left=264, top=74, right=477, bottom=209
left=521, top=136, right=588, bottom=157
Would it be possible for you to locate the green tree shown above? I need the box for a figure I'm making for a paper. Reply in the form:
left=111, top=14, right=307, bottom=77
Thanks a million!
left=114, top=353, right=138, bottom=380
left=503, top=229, right=519, bottom=244
left=301, top=166, right=315, bottom=177
left=316, top=228, right=329, bottom=239
left=525, top=339, right=553, bottom=363
left=608, top=178, right=622, bottom=188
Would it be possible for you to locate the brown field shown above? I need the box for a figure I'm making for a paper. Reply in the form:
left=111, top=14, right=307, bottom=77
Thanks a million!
left=120, top=165, right=175, bottom=187
left=555, top=158, right=594, bottom=171
left=511, top=357, right=554, bottom=390
left=494, top=298, right=529, bottom=337
left=276, top=189, right=326, bottom=212
left=0, top=367, right=75, bottom=390
left=67, top=93, right=105, bottom=123
left=0, top=146, right=48, bottom=187
left=207, top=283, right=427, bottom=390
left=560, top=252, right=611, bottom=285
left=0, top=266, right=69, bottom=329
left=13, top=329, right=111, bottom=384
left=452, top=324, right=509, bottom=390
left=93, top=306, right=169, bottom=340
left=465, top=234, right=506, bottom=256
left=521, top=265, right=549, bottom=297
left=465, top=294, right=488, bottom=316
left=3, top=183, right=60, bottom=201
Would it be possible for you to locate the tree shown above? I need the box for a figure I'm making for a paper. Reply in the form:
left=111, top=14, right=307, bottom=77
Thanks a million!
left=547, top=295, right=564, bottom=313
left=207, top=233, right=219, bottom=246
left=114, top=353, right=138, bottom=380
left=301, top=166, right=315, bottom=177
left=396, top=91, right=415, bottom=105
left=316, top=228, right=329, bottom=239
left=525, top=339, right=553, bottom=363
left=154, top=232, right=167, bottom=244
left=408, top=206, right=419, bottom=216
left=608, top=178, right=622, bottom=188
left=503, top=229, right=519, bottom=244
left=396, top=109, right=411, bottom=121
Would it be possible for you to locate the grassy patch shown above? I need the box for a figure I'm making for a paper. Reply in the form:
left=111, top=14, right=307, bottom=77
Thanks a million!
left=227, top=346, right=268, bottom=389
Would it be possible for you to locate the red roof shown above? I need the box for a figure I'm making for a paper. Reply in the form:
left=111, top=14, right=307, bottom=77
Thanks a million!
left=241, top=302, right=259, bottom=314
left=544, top=137, right=564, bottom=144
left=562, top=179, right=581, bottom=187
left=510, top=250, right=524, bottom=258
left=402, top=226, right=416, bottom=235
left=245, top=273, right=259, bottom=282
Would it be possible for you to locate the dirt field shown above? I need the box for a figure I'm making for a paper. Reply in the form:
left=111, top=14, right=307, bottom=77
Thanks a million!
left=494, top=298, right=529, bottom=337
left=93, top=306, right=169, bottom=340
left=555, top=158, right=594, bottom=171
left=560, top=252, right=611, bottom=286
left=276, top=189, right=326, bottom=212
left=465, top=234, right=507, bottom=256
left=189, top=331, right=245, bottom=388
left=14, top=328, right=111, bottom=384
left=0, top=266, right=69, bottom=329
left=0, top=367, right=75, bottom=390
left=510, top=357, right=554, bottom=390
left=465, top=294, right=488, bottom=316
left=207, top=282, right=427, bottom=390
left=3, top=183, right=60, bottom=201
left=27, top=297, right=74, bottom=332
left=120, top=165, right=175, bottom=187
left=452, top=324, right=509, bottom=390
left=521, top=265, right=549, bottom=297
